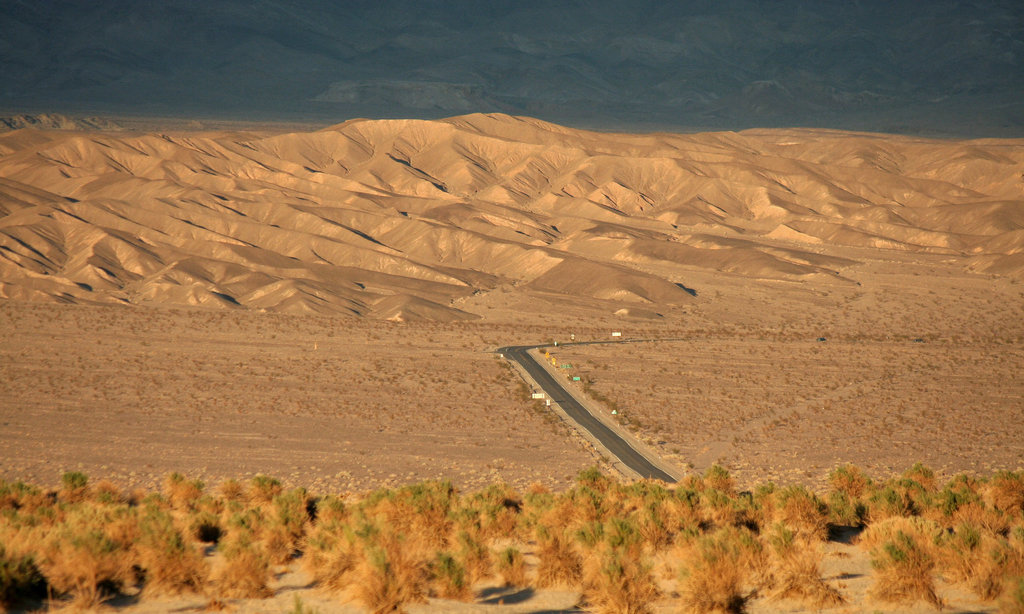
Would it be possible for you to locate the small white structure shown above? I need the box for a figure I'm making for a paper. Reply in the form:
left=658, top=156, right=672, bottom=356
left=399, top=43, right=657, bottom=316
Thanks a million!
left=611, top=331, right=622, bottom=337
left=531, top=393, right=545, bottom=399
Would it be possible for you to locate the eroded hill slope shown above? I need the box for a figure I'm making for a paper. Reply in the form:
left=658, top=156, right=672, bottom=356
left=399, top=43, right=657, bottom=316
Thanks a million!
left=1, top=114, right=1022, bottom=320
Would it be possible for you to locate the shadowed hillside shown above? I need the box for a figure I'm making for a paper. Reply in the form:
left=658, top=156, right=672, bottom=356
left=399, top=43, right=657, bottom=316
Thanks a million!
left=1, top=0, right=1021, bottom=136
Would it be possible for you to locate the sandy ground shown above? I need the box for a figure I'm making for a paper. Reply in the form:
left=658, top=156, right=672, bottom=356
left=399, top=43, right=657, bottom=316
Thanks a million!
left=3, top=245, right=1021, bottom=495
left=552, top=253, right=1024, bottom=489
left=0, top=301, right=604, bottom=493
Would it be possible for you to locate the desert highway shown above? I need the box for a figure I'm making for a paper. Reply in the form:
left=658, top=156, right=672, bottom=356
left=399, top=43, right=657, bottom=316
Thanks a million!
left=497, top=342, right=677, bottom=483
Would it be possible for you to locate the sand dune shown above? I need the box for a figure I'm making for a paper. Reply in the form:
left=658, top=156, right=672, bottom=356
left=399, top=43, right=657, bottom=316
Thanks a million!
left=1, top=114, right=1022, bottom=319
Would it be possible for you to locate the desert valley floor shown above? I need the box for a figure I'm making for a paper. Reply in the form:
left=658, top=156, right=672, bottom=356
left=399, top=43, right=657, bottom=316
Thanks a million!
left=0, top=114, right=1023, bottom=612
left=1, top=113, right=1022, bottom=492
left=2, top=257, right=1022, bottom=494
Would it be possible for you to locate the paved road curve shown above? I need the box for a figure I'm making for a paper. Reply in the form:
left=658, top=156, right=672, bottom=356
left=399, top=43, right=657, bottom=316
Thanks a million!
left=497, top=343, right=676, bottom=483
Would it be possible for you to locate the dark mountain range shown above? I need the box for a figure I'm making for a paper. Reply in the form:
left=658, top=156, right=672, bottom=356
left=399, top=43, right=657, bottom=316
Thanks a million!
left=1, top=0, right=1021, bottom=136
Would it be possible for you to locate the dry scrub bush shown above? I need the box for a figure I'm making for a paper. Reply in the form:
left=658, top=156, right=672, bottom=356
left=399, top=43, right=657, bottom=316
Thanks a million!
left=904, top=463, right=938, bottom=493
left=496, top=547, right=526, bottom=587
left=461, top=483, right=522, bottom=542
left=868, top=528, right=944, bottom=609
left=677, top=528, right=752, bottom=614
left=534, top=526, right=583, bottom=588
left=987, top=471, right=1024, bottom=518
left=264, top=488, right=310, bottom=564
left=765, top=523, right=844, bottom=608
left=826, top=490, right=866, bottom=527
left=704, top=465, right=735, bottom=494
left=454, top=530, right=492, bottom=583
left=92, top=480, right=124, bottom=505
left=859, top=516, right=943, bottom=554
left=38, top=504, right=137, bottom=608
left=0, top=545, right=46, bottom=611
left=940, top=522, right=984, bottom=584
left=248, top=475, right=283, bottom=506
left=214, top=531, right=273, bottom=599
left=635, top=500, right=672, bottom=550
left=429, top=552, right=472, bottom=601
left=925, top=475, right=984, bottom=526
left=218, top=479, right=245, bottom=503
left=286, top=594, right=321, bottom=614
left=303, top=527, right=356, bottom=592
left=583, top=549, right=659, bottom=614
left=58, top=471, right=89, bottom=504
left=970, top=536, right=1024, bottom=601
left=302, top=497, right=355, bottom=592
left=610, top=482, right=674, bottom=550
left=748, top=483, right=776, bottom=530
left=186, top=507, right=223, bottom=544
left=164, top=473, right=204, bottom=511
left=701, top=488, right=749, bottom=529
left=867, top=484, right=918, bottom=522
left=771, top=486, right=828, bottom=542
left=577, top=466, right=614, bottom=494
left=829, top=464, right=872, bottom=499
left=135, top=505, right=208, bottom=595
left=366, top=482, right=456, bottom=554
left=664, top=488, right=702, bottom=534
left=952, top=501, right=1011, bottom=535
left=940, top=523, right=1024, bottom=601
left=0, top=481, right=51, bottom=516
left=350, top=538, right=429, bottom=614
left=565, top=484, right=609, bottom=526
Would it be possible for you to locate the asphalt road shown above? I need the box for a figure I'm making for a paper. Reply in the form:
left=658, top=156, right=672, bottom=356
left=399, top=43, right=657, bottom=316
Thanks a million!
left=497, top=342, right=677, bottom=483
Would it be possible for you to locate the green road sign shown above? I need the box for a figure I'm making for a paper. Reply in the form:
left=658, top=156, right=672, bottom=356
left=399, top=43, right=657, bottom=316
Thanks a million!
left=572, top=376, right=581, bottom=381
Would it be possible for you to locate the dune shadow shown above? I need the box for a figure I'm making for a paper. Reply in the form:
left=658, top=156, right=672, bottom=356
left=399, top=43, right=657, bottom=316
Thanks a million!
left=674, top=282, right=697, bottom=297
left=211, top=291, right=241, bottom=306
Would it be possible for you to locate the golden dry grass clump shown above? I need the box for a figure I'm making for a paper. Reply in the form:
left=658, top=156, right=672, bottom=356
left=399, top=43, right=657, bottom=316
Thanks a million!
left=765, top=523, right=845, bottom=608
left=495, top=546, right=526, bottom=587
left=3, top=464, right=1024, bottom=612
left=867, top=526, right=945, bottom=609
left=677, top=527, right=755, bottom=614
left=213, top=531, right=274, bottom=599
left=584, top=548, right=660, bottom=614
left=134, top=505, right=209, bottom=596
left=770, top=485, right=830, bottom=542
left=854, top=467, right=1024, bottom=610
